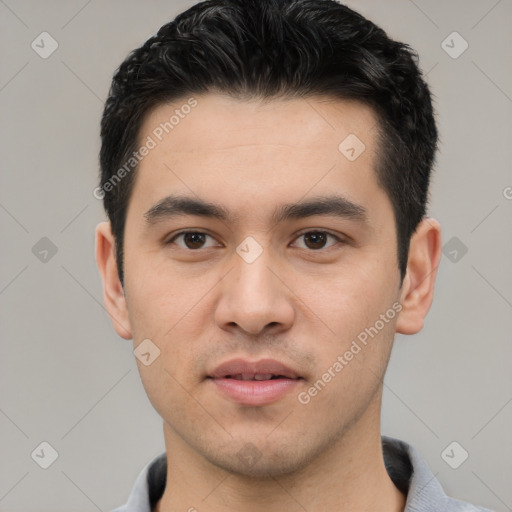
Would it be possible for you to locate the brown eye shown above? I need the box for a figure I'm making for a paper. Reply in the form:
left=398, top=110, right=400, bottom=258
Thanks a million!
left=303, top=232, right=327, bottom=249
left=182, top=233, right=207, bottom=249
left=168, top=231, right=217, bottom=250
left=293, top=231, right=340, bottom=250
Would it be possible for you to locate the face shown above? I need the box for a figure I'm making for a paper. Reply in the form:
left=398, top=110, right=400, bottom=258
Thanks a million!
left=116, top=93, right=405, bottom=476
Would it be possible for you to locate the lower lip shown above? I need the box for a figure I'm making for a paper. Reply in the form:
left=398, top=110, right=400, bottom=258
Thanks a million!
left=210, top=377, right=301, bottom=406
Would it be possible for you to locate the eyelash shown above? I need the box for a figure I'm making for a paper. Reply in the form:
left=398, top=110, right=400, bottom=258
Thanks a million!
left=165, top=229, right=345, bottom=251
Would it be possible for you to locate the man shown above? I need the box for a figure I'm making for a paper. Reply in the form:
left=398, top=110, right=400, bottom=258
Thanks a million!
left=95, top=0, right=494, bottom=510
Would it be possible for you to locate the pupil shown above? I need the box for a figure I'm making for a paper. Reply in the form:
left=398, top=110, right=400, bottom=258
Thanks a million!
left=184, top=233, right=205, bottom=249
left=305, top=232, right=326, bottom=249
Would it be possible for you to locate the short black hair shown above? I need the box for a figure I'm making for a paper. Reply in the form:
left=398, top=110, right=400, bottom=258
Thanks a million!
left=99, top=0, right=438, bottom=287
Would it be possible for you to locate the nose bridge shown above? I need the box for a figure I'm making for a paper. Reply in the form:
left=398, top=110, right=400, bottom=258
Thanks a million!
left=214, top=236, right=295, bottom=335
left=233, top=238, right=278, bottom=306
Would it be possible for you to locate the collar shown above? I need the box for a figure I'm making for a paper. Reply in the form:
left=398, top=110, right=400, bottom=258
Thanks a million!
left=113, top=436, right=493, bottom=512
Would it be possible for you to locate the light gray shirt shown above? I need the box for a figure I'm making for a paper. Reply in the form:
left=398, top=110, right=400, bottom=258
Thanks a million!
left=112, top=436, right=494, bottom=511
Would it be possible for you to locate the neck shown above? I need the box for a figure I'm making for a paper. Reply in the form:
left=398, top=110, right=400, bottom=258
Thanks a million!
left=155, top=400, right=406, bottom=512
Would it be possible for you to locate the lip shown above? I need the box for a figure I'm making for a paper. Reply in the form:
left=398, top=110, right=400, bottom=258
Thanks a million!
left=208, top=358, right=302, bottom=406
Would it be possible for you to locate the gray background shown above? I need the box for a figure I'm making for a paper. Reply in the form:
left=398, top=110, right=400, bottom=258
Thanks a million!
left=0, top=0, right=511, bottom=510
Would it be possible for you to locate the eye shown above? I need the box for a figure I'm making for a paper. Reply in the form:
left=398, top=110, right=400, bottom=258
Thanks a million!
left=292, top=231, right=342, bottom=250
left=167, top=231, right=219, bottom=250
left=166, top=230, right=344, bottom=252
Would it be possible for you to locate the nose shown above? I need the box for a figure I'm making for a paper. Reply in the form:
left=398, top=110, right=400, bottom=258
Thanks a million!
left=214, top=245, right=295, bottom=338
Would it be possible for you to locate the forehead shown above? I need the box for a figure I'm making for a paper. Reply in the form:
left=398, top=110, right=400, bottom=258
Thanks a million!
left=127, top=93, right=389, bottom=231
left=138, top=93, right=379, bottom=155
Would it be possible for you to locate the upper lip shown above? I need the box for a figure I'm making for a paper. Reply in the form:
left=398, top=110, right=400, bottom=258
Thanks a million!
left=209, top=358, right=301, bottom=379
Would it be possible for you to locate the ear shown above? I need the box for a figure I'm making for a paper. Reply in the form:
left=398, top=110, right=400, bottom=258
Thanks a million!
left=395, top=217, right=442, bottom=335
left=95, top=221, right=132, bottom=340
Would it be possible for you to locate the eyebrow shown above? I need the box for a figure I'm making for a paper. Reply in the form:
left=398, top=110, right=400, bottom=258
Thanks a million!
left=143, top=194, right=369, bottom=227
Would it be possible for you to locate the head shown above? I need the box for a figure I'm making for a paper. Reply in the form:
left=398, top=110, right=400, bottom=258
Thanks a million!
left=99, top=0, right=438, bottom=287
left=96, top=0, right=441, bottom=478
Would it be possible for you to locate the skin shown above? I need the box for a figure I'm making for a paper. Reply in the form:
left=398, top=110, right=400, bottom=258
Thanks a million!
left=96, top=93, right=442, bottom=512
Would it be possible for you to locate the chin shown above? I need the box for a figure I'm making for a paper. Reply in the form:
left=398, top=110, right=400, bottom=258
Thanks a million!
left=210, top=453, right=307, bottom=479
left=200, top=436, right=325, bottom=479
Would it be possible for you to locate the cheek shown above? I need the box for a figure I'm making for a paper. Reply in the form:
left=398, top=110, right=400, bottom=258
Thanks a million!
left=301, top=309, right=397, bottom=430
left=124, top=261, right=217, bottom=393
left=305, top=263, right=392, bottom=336
left=124, top=255, right=201, bottom=338
left=134, top=357, right=208, bottom=435
left=302, top=257, right=400, bottom=385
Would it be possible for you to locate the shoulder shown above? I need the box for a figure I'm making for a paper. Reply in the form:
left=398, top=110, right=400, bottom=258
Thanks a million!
left=382, top=436, right=496, bottom=512
left=110, top=452, right=166, bottom=512
left=439, top=495, right=495, bottom=511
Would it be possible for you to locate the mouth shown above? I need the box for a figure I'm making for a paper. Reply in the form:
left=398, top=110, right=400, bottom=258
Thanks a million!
left=207, top=358, right=303, bottom=406
left=223, top=374, right=294, bottom=380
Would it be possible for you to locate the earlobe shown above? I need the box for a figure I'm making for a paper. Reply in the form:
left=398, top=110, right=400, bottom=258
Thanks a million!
left=395, top=218, right=442, bottom=335
left=95, top=221, right=132, bottom=340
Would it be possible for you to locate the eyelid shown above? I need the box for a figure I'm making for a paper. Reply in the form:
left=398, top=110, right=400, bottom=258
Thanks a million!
left=292, top=228, right=344, bottom=240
